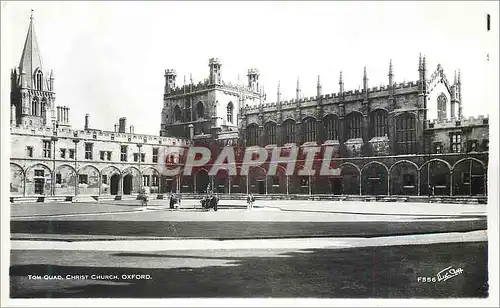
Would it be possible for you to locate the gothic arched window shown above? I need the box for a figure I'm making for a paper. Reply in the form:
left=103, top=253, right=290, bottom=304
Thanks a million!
left=35, top=70, right=43, bottom=91
left=396, top=112, right=416, bottom=154
left=41, top=99, right=47, bottom=124
left=246, top=123, right=259, bottom=146
left=346, top=112, right=363, bottom=139
left=323, top=114, right=339, bottom=141
left=437, top=93, right=447, bottom=121
left=173, top=105, right=182, bottom=122
left=282, top=119, right=296, bottom=144
left=264, top=122, right=277, bottom=145
left=196, top=101, right=204, bottom=119
left=184, top=100, right=191, bottom=122
left=227, top=102, right=234, bottom=123
left=371, top=109, right=389, bottom=137
left=31, top=98, right=38, bottom=116
left=303, top=117, right=317, bottom=143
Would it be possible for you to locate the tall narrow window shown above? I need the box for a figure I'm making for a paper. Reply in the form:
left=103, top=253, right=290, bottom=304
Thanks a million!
left=303, top=118, right=317, bottom=143
left=437, top=93, right=447, bottom=121
left=396, top=112, right=416, bottom=154
left=69, top=149, right=75, bottom=159
left=184, top=100, right=191, bottom=122
left=246, top=124, right=259, bottom=146
left=264, top=122, right=277, bottom=145
left=372, top=109, right=388, bottom=137
left=141, top=153, right=145, bottom=162
left=152, top=148, right=159, bottom=163
left=323, top=115, right=338, bottom=140
left=60, top=149, right=66, bottom=159
left=227, top=102, right=234, bottom=123
left=173, top=105, right=182, bottom=122
left=31, top=98, right=38, bottom=116
left=120, top=145, right=128, bottom=162
left=346, top=112, right=362, bottom=139
left=84, top=143, right=93, bottom=160
left=450, top=133, right=462, bottom=153
left=196, top=102, right=204, bottom=119
left=27, top=146, right=33, bottom=158
left=107, top=151, right=112, bottom=161
left=282, top=119, right=296, bottom=144
left=36, top=71, right=43, bottom=91
left=43, top=140, right=51, bottom=158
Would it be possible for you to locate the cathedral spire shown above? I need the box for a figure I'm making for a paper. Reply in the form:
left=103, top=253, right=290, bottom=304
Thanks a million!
left=19, top=10, right=44, bottom=88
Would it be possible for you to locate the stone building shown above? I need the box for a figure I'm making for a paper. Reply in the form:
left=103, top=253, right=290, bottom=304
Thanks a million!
left=9, top=15, right=489, bottom=200
left=9, top=16, right=187, bottom=200
left=161, top=57, right=489, bottom=198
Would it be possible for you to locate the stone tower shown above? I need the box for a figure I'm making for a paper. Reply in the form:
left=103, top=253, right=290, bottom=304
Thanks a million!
left=10, top=12, right=56, bottom=128
left=208, top=58, right=222, bottom=84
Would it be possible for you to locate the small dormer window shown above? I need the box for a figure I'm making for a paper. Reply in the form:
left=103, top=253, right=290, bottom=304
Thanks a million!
left=35, top=70, right=43, bottom=91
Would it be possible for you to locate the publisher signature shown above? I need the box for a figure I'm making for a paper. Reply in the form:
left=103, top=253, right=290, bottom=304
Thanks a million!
left=417, top=265, right=464, bottom=283
left=436, top=266, right=464, bottom=282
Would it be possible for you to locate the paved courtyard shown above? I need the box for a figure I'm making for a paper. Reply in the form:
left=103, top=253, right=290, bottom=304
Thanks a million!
left=9, top=199, right=489, bottom=298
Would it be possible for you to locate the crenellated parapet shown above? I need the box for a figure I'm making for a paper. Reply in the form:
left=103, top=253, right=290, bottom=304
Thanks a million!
left=426, top=115, right=489, bottom=129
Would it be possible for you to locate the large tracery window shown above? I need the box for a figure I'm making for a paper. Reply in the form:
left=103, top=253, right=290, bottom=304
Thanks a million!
left=246, top=124, right=259, bottom=146
left=346, top=112, right=363, bottom=139
left=372, top=109, right=388, bottom=137
left=323, top=115, right=339, bottom=140
left=227, top=102, right=234, bottom=123
left=282, top=119, right=296, bottom=144
left=396, top=112, right=417, bottom=154
left=303, top=117, right=317, bottom=143
left=437, top=93, right=447, bottom=121
left=264, top=122, right=277, bottom=145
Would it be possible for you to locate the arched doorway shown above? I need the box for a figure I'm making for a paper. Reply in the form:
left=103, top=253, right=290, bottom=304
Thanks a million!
left=10, top=163, right=25, bottom=196
left=340, top=163, right=360, bottom=195
left=123, top=174, right=133, bottom=195
left=361, top=162, right=388, bottom=195
left=420, top=159, right=451, bottom=196
left=110, top=174, right=120, bottom=195
left=390, top=161, right=418, bottom=196
left=452, top=158, right=486, bottom=196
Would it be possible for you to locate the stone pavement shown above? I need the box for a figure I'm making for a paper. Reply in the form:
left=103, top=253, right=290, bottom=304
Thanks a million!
left=10, top=230, right=487, bottom=252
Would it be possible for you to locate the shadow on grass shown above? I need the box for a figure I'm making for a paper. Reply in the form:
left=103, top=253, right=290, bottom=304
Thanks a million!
left=10, top=242, right=488, bottom=298
left=10, top=220, right=487, bottom=239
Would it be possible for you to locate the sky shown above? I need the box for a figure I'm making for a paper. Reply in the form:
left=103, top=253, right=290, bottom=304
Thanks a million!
left=1, top=1, right=498, bottom=136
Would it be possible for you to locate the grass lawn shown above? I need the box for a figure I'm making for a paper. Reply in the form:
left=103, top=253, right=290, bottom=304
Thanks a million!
left=10, top=241, right=488, bottom=298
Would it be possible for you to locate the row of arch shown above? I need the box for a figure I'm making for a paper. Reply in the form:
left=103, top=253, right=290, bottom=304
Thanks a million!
left=245, top=110, right=416, bottom=147
left=10, top=157, right=486, bottom=197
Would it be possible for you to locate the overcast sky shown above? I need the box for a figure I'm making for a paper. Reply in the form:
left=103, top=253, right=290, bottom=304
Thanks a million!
left=1, top=1, right=498, bottom=136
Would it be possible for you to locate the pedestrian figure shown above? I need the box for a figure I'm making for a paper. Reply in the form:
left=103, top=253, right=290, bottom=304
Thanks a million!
left=250, top=193, right=255, bottom=209
left=169, top=193, right=175, bottom=209
left=246, top=193, right=252, bottom=210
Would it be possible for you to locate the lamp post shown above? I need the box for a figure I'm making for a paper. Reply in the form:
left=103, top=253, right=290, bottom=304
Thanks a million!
left=137, top=143, right=143, bottom=194
left=51, top=136, right=58, bottom=196
left=73, top=138, right=80, bottom=196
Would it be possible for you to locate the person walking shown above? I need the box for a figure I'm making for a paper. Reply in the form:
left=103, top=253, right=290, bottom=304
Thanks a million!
left=250, top=193, right=255, bottom=209
left=246, top=193, right=252, bottom=210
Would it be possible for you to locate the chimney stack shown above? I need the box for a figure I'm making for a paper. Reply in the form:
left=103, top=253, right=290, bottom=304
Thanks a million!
left=114, top=124, right=119, bottom=132
left=119, top=117, right=127, bottom=133
left=84, top=114, right=89, bottom=129
left=130, top=125, right=134, bottom=134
